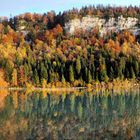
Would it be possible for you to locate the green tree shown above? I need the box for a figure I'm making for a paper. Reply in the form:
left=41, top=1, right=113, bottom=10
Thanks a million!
left=99, top=57, right=108, bottom=82
left=118, top=67, right=123, bottom=80
left=34, top=69, right=39, bottom=85
left=24, top=63, right=29, bottom=80
left=109, top=66, right=114, bottom=80
left=5, top=61, right=13, bottom=82
left=100, top=67, right=108, bottom=82
left=134, top=60, right=139, bottom=77
left=61, top=74, right=66, bottom=84
left=76, top=56, right=81, bottom=76
left=87, top=70, right=92, bottom=83
left=69, top=65, right=74, bottom=83
left=40, top=63, right=48, bottom=81
left=130, top=66, right=136, bottom=79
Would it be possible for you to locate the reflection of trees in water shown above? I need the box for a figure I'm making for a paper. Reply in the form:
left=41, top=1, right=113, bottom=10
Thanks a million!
left=0, top=90, right=140, bottom=139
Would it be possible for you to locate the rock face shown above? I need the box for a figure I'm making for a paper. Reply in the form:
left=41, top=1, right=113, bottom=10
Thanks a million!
left=65, top=15, right=139, bottom=35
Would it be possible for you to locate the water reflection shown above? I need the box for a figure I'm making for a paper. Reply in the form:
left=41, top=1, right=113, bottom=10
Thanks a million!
left=0, top=89, right=140, bottom=140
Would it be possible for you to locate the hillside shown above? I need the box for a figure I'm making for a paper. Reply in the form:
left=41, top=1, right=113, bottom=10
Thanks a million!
left=0, top=5, right=140, bottom=87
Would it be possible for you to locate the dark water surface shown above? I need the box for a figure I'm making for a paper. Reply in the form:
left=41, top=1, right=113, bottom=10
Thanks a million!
left=0, top=89, right=140, bottom=140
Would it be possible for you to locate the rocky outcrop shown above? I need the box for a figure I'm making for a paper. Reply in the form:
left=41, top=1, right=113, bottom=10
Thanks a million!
left=65, top=15, right=139, bottom=35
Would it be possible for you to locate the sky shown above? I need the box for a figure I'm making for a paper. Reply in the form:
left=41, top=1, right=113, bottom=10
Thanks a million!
left=0, top=0, right=139, bottom=17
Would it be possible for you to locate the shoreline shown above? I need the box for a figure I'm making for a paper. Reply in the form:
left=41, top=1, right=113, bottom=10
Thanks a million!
left=0, top=87, right=87, bottom=91
left=0, top=79, right=139, bottom=92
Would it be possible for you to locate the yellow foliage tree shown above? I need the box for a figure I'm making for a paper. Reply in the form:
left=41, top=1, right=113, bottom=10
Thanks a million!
left=12, top=69, right=18, bottom=86
left=42, top=79, right=47, bottom=88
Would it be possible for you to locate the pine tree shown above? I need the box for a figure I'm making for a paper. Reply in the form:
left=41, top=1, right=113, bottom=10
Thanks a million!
left=5, top=61, right=13, bottom=82
left=118, top=67, right=123, bottom=80
left=61, top=74, right=66, bottom=83
left=99, top=57, right=108, bottom=82
left=76, top=56, right=81, bottom=76
left=40, top=63, right=48, bottom=81
left=84, top=67, right=88, bottom=82
left=69, top=65, right=74, bottom=83
left=34, top=69, right=39, bottom=85
left=109, top=66, right=114, bottom=80
left=126, top=68, right=130, bottom=78
left=48, top=70, right=53, bottom=83
left=100, top=67, right=108, bottom=82
left=24, top=63, right=29, bottom=80
left=134, top=60, right=139, bottom=77
left=95, top=71, right=99, bottom=81
left=130, top=66, right=136, bottom=79
left=87, top=70, right=92, bottom=83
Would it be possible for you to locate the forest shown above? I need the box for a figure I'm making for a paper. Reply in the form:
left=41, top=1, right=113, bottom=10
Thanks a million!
left=0, top=5, right=140, bottom=87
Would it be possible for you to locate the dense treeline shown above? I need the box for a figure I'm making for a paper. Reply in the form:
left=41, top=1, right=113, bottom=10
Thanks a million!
left=0, top=6, right=140, bottom=87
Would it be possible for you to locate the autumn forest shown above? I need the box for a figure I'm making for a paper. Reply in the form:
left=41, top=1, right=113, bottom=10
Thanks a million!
left=0, top=5, right=140, bottom=88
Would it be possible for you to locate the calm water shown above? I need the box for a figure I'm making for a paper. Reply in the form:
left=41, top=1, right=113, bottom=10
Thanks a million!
left=0, top=89, right=140, bottom=140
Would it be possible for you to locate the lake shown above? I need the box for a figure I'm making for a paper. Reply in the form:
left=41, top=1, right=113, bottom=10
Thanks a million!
left=0, top=88, right=140, bottom=140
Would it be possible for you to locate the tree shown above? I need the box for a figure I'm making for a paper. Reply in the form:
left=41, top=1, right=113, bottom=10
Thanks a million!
left=19, top=66, right=26, bottom=85
left=87, top=70, right=92, bottom=83
left=40, top=63, right=48, bottom=82
left=118, top=67, right=124, bottom=80
left=24, top=63, right=29, bottom=80
left=42, top=79, right=47, bottom=88
left=100, top=67, right=108, bottom=82
left=69, top=65, right=74, bottom=83
left=12, top=69, right=17, bottom=86
left=61, top=74, right=66, bottom=84
left=109, top=66, right=114, bottom=80
left=130, top=66, right=136, bottom=79
left=133, top=60, right=139, bottom=77
left=89, top=55, right=95, bottom=79
left=99, top=57, right=108, bottom=82
left=34, top=69, right=39, bottom=85
left=76, top=56, right=81, bottom=76
left=5, top=61, right=13, bottom=83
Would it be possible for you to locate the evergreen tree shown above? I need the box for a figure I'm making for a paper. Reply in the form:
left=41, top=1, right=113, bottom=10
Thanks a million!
left=95, top=71, right=99, bottom=81
left=118, top=68, right=123, bottom=79
left=5, top=61, right=13, bottom=82
left=87, top=70, right=92, bottom=83
left=24, top=63, right=29, bottom=79
left=34, top=69, right=39, bottom=85
left=99, top=57, right=108, bottom=82
left=100, top=67, right=108, bottom=82
left=61, top=74, right=66, bottom=83
left=76, top=56, right=81, bottom=76
left=84, top=67, right=88, bottom=82
left=126, top=68, right=130, bottom=78
left=109, top=66, right=114, bottom=80
left=130, top=66, right=136, bottom=79
left=134, top=60, right=139, bottom=77
left=48, top=70, right=53, bottom=83
left=40, top=63, right=48, bottom=81
left=69, top=65, right=74, bottom=83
